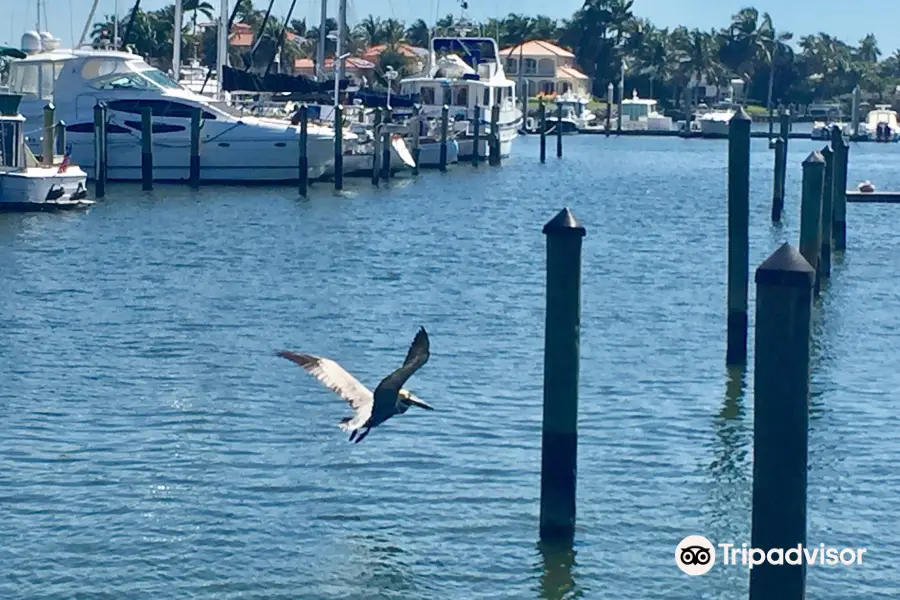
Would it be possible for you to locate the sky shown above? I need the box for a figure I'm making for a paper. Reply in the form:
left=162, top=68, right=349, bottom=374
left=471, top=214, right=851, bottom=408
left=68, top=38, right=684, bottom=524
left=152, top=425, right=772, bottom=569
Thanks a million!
left=2, top=0, right=898, bottom=56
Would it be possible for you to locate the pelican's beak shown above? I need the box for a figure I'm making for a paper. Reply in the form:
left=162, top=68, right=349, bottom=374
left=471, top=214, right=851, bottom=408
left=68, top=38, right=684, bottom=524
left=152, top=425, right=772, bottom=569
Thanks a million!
left=406, top=394, right=434, bottom=410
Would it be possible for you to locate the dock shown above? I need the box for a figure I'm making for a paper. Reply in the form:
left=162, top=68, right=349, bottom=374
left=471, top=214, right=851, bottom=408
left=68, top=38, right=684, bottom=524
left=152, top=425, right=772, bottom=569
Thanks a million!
left=846, top=191, right=900, bottom=203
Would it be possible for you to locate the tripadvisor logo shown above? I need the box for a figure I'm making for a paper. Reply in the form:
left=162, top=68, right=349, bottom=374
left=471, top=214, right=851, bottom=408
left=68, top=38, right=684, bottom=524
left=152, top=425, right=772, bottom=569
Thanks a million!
left=675, top=535, right=868, bottom=575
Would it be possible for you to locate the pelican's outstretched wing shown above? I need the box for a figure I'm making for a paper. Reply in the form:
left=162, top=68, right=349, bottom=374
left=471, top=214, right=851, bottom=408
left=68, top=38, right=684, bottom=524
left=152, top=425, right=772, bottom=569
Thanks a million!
left=373, top=327, right=430, bottom=396
left=277, top=350, right=374, bottom=411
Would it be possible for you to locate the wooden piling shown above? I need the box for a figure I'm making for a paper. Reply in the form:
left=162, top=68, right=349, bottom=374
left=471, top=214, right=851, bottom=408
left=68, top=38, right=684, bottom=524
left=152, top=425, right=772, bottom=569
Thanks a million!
left=771, top=137, right=785, bottom=222
left=472, top=104, right=481, bottom=167
left=539, top=207, right=585, bottom=544
left=411, top=104, right=421, bottom=176
left=55, top=120, right=66, bottom=156
left=556, top=102, right=563, bottom=158
left=726, top=107, right=751, bottom=366
left=749, top=242, right=814, bottom=600
left=539, top=101, right=547, bottom=163
left=371, top=108, right=382, bottom=186
left=190, top=107, right=201, bottom=188
left=335, top=105, right=344, bottom=190
left=779, top=109, right=790, bottom=201
left=93, top=102, right=107, bottom=198
left=831, top=125, right=848, bottom=251
left=798, top=152, right=825, bottom=295
left=439, top=104, right=449, bottom=172
left=489, top=103, right=501, bottom=166
left=141, top=106, right=153, bottom=191
left=298, top=104, right=308, bottom=196
left=42, top=103, right=54, bottom=167
left=380, top=107, right=391, bottom=181
left=820, top=146, right=834, bottom=280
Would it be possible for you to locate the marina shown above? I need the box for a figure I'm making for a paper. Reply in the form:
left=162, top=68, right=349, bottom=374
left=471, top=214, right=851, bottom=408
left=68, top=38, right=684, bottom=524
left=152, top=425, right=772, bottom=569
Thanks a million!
left=3, top=0, right=900, bottom=598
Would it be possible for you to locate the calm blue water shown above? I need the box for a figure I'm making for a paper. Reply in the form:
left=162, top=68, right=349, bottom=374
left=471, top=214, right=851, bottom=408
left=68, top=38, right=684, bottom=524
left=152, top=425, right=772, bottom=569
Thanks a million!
left=2, top=135, right=899, bottom=599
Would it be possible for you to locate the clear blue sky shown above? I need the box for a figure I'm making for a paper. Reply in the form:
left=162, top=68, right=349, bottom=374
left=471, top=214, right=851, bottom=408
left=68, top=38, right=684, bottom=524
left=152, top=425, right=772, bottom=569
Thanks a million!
left=2, top=0, right=897, bottom=56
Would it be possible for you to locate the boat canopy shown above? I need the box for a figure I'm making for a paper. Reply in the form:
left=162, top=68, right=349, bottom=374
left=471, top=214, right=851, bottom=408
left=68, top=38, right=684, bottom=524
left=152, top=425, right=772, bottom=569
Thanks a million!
left=221, top=66, right=350, bottom=94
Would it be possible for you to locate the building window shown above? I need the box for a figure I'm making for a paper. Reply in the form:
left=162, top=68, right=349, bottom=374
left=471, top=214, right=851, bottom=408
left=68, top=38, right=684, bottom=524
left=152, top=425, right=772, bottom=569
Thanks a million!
left=560, top=81, right=571, bottom=94
left=523, top=58, right=537, bottom=76
left=540, top=80, right=555, bottom=94
left=506, top=58, right=517, bottom=74
left=537, top=58, right=555, bottom=77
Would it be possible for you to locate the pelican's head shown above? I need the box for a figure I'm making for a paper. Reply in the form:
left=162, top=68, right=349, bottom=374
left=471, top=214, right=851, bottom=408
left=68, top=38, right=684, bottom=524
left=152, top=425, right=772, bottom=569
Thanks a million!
left=398, top=388, right=434, bottom=412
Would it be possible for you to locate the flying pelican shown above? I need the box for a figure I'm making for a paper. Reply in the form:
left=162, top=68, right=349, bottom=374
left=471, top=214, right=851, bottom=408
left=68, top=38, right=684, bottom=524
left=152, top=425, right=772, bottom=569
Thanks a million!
left=277, top=327, right=433, bottom=443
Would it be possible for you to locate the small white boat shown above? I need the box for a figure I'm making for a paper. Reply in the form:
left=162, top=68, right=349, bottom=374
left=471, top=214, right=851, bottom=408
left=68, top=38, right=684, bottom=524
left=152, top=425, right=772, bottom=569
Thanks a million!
left=0, top=94, right=92, bottom=212
left=811, top=120, right=852, bottom=140
left=697, top=101, right=737, bottom=138
left=862, top=105, right=900, bottom=142
left=618, top=90, right=673, bottom=132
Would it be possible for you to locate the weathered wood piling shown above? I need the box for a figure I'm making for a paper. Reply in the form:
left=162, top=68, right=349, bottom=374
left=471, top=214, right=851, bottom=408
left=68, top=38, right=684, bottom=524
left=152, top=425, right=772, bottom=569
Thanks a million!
left=411, top=104, right=421, bottom=176
left=830, top=125, right=848, bottom=251
left=472, top=104, right=481, bottom=167
left=41, top=103, right=54, bottom=167
left=749, top=242, right=814, bottom=600
left=334, top=105, right=344, bottom=190
left=380, top=107, right=391, bottom=181
left=798, top=152, right=825, bottom=295
left=726, top=107, right=751, bottom=366
left=93, top=101, right=107, bottom=198
left=298, top=104, right=308, bottom=196
left=141, top=106, right=153, bottom=191
left=439, top=105, right=449, bottom=173
left=539, top=207, right=585, bottom=543
left=190, top=107, right=201, bottom=188
left=819, top=146, right=834, bottom=280
left=556, top=102, right=563, bottom=158
left=778, top=109, right=790, bottom=201
left=371, top=108, right=382, bottom=186
left=489, top=104, right=501, bottom=166
left=771, top=137, right=785, bottom=221
left=54, top=119, right=66, bottom=157
left=539, top=101, right=547, bottom=163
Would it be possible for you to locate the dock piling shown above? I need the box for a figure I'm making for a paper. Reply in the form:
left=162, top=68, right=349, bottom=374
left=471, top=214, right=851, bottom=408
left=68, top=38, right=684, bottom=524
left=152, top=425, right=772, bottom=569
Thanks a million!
left=371, top=108, right=382, bottom=186
left=779, top=109, right=790, bottom=201
left=489, top=104, right=501, bottom=166
left=190, top=107, right=201, bottom=188
left=472, top=104, right=481, bottom=167
left=749, top=242, right=814, bottom=600
left=335, top=105, right=345, bottom=190
left=820, top=146, right=834, bottom=280
left=42, top=103, right=54, bottom=167
left=298, top=104, right=308, bottom=196
left=771, top=137, right=785, bottom=221
left=141, top=106, right=153, bottom=191
left=539, top=207, right=586, bottom=544
left=556, top=102, right=563, bottom=158
left=539, top=101, right=547, bottom=163
left=831, top=125, right=848, bottom=251
left=440, top=105, right=449, bottom=172
left=55, top=120, right=66, bottom=157
left=726, top=107, right=752, bottom=366
left=411, top=104, right=421, bottom=176
left=380, top=107, right=391, bottom=181
left=93, top=102, right=107, bottom=198
left=798, top=152, right=825, bottom=296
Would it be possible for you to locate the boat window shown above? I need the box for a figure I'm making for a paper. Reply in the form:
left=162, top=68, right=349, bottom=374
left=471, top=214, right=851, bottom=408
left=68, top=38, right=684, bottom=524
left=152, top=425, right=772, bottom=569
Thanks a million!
left=138, top=68, right=181, bottom=89
left=483, top=87, right=490, bottom=106
left=124, top=120, right=187, bottom=133
left=9, top=63, right=39, bottom=96
left=80, top=58, right=132, bottom=81
left=106, top=99, right=217, bottom=120
left=0, top=120, right=21, bottom=168
left=90, top=72, right=156, bottom=91
left=65, top=121, right=131, bottom=134
left=420, top=86, right=435, bottom=105
left=454, top=87, right=467, bottom=107
left=441, top=86, right=451, bottom=107
left=39, top=64, right=54, bottom=100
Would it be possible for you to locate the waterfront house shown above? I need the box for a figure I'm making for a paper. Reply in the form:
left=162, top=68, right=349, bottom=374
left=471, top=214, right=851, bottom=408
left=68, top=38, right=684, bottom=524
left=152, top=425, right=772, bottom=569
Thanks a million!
left=500, top=40, right=590, bottom=99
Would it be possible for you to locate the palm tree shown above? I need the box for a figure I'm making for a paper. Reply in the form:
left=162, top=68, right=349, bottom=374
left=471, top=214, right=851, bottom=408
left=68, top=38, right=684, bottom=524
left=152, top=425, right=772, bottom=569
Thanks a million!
left=183, top=0, right=214, bottom=60
left=405, top=19, right=430, bottom=48
left=356, top=15, right=383, bottom=46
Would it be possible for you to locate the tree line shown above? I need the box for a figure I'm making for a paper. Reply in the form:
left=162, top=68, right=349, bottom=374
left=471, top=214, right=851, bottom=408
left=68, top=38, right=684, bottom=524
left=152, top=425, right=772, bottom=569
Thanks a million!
left=86, top=0, right=900, bottom=108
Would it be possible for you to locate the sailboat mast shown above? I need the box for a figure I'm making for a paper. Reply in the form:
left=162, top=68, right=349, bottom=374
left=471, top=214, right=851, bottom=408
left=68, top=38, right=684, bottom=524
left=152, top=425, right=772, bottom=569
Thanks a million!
left=35, top=0, right=41, bottom=31
left=173, top=0, right=182, bottom=79
left=217, top=0, right=228, bottom=100
left=316, top=0, right=327, bottom=81
left=114, top=0, right=119, bottom=48
left=77, top=0, right=101, bottom=47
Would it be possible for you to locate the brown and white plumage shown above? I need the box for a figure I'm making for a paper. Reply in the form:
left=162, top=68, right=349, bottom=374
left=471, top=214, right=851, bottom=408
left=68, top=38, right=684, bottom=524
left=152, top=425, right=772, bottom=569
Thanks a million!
left=278, top=327, right=433, bottom=443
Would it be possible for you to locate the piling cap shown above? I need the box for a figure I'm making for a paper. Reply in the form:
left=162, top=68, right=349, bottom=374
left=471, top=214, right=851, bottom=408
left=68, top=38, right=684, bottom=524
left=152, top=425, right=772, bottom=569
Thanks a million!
left=820, top=145, right=833, bottom=157
left=755, top=242, right=814, bottom=288
left=543, top=207, right=586, bottom=237
left=730, top=107, right=751, bottom=123
left=802, top=151, right=825, bottom=166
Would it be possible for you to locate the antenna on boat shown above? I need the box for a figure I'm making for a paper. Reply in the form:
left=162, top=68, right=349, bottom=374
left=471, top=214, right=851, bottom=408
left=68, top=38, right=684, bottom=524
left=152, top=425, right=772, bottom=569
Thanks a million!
left=77, top=0, right=101, bottom=47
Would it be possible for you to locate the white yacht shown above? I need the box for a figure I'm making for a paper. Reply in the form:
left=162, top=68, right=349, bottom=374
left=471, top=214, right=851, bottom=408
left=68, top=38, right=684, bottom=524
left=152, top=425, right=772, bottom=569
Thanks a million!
left=862, top=104, right=900, bottom=142
left=0, top=93, right=91, bottom=211
left=697, top=101, right=737, bottom=138
left=535, top=93, right=599, bottom=134
left=6, top=31, right=345, bottom=182
left=399, top=36, right=522, bottom=159
left=177, top=59, right=220, bottom=99
left=618, top=91, right=673, bottom=132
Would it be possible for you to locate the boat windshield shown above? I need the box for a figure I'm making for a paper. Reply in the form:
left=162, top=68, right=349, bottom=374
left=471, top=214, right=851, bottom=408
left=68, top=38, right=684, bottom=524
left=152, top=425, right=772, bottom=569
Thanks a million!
left=138, top=68, right=181, bottom=89
left=89, top=71, right=159, bottom=91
